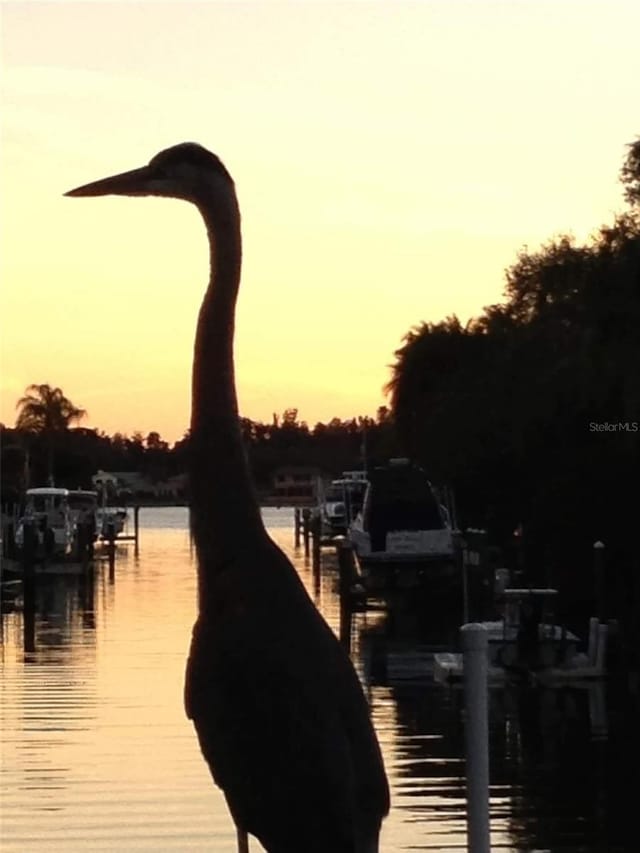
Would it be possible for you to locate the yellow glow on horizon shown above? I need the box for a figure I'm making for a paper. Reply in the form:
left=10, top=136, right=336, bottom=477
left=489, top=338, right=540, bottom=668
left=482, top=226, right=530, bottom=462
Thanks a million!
left=2, top=1, right=639, bottom=443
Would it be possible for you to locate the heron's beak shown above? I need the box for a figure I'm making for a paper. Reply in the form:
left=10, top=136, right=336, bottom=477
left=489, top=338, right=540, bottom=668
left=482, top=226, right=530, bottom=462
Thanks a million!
left=65, top=165, right=158, bottom=197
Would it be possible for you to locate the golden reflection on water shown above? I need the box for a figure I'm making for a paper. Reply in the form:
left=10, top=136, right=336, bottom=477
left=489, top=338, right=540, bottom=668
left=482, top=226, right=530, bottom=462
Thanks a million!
left=2, top=507, right=628, bottom=851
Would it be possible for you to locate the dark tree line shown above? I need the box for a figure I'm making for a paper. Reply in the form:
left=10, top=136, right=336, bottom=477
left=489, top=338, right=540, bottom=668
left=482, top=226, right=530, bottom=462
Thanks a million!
left=388, top=139, right=640, bottom=636
left=0, top=406, right=400, bottom=503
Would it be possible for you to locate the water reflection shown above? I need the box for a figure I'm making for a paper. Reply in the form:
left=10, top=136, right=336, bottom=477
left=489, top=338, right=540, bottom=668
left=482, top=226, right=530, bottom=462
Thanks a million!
left=1, top=507, right=638, bottom=851
left=7, top=574, right=92, bottom=654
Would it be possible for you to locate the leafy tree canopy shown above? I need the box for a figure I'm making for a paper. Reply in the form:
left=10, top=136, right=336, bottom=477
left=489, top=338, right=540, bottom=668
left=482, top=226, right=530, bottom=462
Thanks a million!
left=387, top=138, right=640, bottom=589
left=621, top=136, right=640, bottom=207
left=15, top=383, right=86, bottom=433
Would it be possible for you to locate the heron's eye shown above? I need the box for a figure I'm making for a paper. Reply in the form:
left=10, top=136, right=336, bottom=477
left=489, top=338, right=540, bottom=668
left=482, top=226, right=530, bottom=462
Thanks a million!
left=151, top=162, right=170, bottom=178
left=148, top=153, right=173, bottom=175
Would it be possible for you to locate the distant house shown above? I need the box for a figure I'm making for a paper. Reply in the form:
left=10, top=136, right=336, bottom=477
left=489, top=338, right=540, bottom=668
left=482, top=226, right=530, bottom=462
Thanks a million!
left=91, top=469, right=187, bottom=503
left=269, top=466, right=321, bottom=506
left=92, top=470, right=150, bottom=497
left=153, top=473, right=188, bottom=501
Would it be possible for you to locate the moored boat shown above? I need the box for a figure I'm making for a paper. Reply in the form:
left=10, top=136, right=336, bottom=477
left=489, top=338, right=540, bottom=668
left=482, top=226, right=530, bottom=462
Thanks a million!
left=434, top=588, right=608, bottom=683
left=348, top=459, right=455, bottom=588
left=15, top=488, right=74, bottom=557
left=317, top=470, right=368, bottom=536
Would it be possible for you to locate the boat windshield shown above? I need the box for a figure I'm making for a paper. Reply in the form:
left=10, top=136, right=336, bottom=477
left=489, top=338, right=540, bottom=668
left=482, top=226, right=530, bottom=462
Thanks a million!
left=68, top=493, right=98, bottom=511
left=367, top=466, right=446, bottom=531
left=325, top=486, right=345, bottom=502
left=27, top=495, right=64, bottom=513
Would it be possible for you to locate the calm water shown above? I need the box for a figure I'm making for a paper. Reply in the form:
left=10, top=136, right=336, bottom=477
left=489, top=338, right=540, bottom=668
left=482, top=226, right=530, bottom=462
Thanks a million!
left=1, top=507, right=637, bottom=851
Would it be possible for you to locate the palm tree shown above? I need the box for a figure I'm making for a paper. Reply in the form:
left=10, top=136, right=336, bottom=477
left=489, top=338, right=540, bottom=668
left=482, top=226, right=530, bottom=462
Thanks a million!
left=15, top=383, right=86, bottom=485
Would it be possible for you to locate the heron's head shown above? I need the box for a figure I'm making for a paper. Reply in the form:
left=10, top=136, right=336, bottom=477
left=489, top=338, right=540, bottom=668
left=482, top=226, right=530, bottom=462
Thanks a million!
left=65, top=142, right=234, bottom=204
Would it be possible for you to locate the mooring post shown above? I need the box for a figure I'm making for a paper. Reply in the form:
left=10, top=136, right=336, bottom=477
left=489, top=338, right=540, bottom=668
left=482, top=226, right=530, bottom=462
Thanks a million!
left=513, top=522, right=525, bottom=582
left=311, top=512, right=321, bottom=572
left=107, top=521, right=116, bottom=581
left=595, top=623, right=608, bottom=674
left=21, top=518, right=37, bottom=573
left=461, top=623, right=491, bottom=853
left=588, top=682, right=608, bottom=741
left=310, top=515, right=322, bottom=590
left=4, top=520, right=16, bottom=558
left=294, top=508, right=301, bottom=548
left=593, top=540, right=605, bottom=621
left=87, top=516, right=95, bottom=561
left=587, top=616, right=600, bottom=667
left=21, top=518, right=37, bottom=654
left=336, top=538, right=354, bottom=596
left=494, top=568, right=510, bottom=620
left=302, top=508, right=311, bottom=558
left=337, top=539, right=359, bottom=653
left=134, top=505, right=140, bottom=556
left=78, top=520, right=89, bottom=570
left=339, top=598, right=353, bottom=654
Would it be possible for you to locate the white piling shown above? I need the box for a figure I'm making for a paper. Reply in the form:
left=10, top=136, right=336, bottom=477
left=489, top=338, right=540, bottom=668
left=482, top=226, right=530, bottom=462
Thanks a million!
left=461, top=623, right=491, bottom=853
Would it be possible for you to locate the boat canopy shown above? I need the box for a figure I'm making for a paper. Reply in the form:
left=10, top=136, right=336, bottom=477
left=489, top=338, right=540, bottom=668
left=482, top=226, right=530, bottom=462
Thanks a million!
left=24, top=488, right=70, bottom=515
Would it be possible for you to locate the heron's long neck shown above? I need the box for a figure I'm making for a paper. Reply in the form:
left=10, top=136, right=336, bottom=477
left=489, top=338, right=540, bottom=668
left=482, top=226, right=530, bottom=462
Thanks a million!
left=189, top=189, right=265, bottom=602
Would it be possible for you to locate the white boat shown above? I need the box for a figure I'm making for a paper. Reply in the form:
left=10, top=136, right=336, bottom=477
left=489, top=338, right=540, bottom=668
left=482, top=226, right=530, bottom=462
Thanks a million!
left=348, top=459, right=454, bottom=587
left=317, top=471, right=368, bottom=536
left=434, top=588, right=608, bottom=683
left=15, top=488, right=74, bottom=557
left=96, top=506, right=128, bottom=539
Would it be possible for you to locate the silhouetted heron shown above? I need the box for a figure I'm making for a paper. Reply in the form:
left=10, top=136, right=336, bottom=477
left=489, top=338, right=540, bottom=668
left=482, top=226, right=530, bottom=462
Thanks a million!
left=66, top=143, right=390, bottom=853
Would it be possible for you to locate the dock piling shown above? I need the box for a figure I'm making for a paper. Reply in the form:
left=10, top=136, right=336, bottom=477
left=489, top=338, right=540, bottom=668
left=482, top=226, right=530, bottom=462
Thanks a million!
left=21, top=519, right=37, bottom=654
left=134, top=505, right=140, bottom=555
left=77, top=521, right=89, bottom=569
left=294, top=508, right=302, bottom=548
left=302, top=509, right=311, bottom=558
left=3, top=521, right=16, bottom=559
left=337, top=540, right=360, bottom=653
left=336, top=539, right=359, bottom=597
left=311, top=513, right=321, bottom=572
left=595, top=623, right=608, bottom=674
left=106, top=521, right=116, bottom=580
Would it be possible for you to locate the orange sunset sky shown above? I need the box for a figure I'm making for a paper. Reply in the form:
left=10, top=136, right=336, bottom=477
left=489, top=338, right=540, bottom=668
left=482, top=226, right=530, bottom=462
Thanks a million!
left=2, top=1, right=639, bottom=444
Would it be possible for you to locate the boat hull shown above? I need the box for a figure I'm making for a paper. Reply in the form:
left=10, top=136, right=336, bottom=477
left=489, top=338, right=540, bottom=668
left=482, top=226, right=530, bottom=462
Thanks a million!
left=350, top=524, right=456, bottom=589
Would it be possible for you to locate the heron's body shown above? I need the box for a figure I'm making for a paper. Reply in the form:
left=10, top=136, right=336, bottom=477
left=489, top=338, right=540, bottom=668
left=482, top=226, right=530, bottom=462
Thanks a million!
left=187, top=537, right=388, bottom=852
left=66, top=143, right=389, bottom=852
